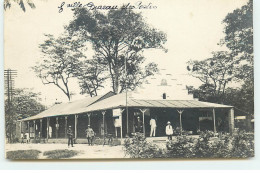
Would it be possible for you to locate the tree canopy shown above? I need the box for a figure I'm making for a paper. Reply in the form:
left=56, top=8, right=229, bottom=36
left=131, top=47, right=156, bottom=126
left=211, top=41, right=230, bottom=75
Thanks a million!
left=187, top=51, right=236, bottom=103
left=32, top=33, right=86, bottom=101
left=187, top=0, right=253, bottom=116
left=67, top=8, right=167, bottom=94
left=221, top=0, right=253, bottom=81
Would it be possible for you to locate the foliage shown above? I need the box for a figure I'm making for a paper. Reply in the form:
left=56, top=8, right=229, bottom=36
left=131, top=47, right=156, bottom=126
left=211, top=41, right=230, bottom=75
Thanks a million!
left=124, top=133, right=165, bottom=158
left=5, top=88, right=45, bottom=143
left=124, top=131, right=254, bottom=159
left=4, top=0, right=36, bottom=12
left=187, top=51, right=236, bottom=103
left=6, top=150, right=41, bottom=159
left=220, top=0, right=253, bottom=92
left=67, top=8, right=166, bottom=93
left=166, top=135, right=195, bottom=158
left=8, top=88, right=46, bottom=119
left=73, top=58, right=108, bottom=97
left=43, top=149, right=79, bottom=159
left=186, top=0, right=253, bottom=113
left=32, top=33, right=86, bottom=101
left=230, top=130, right=254, bottom=158
left=221, top=0, right=253, bottom=73
left=166, top=130, right=254, bottom=158
left=224, top=80, right=254, bottom=116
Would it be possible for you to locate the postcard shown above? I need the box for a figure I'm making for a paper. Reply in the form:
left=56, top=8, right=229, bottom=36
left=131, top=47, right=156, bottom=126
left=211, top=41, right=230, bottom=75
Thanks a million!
left=4, top=0, right=254, bottom=159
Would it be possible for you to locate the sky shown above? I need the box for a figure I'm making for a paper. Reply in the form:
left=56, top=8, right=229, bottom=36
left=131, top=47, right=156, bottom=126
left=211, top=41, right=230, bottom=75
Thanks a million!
left=4, top=0, right=248, bottom=106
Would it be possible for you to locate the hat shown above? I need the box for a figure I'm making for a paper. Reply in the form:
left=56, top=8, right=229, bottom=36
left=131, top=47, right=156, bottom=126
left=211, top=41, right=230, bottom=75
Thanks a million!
left=69, top=125, right=72, bottom=127
left=167, top=121, right=171, bottom=124
left=88, top=125, right=90, bottom=127
left=137, top=117, right=140, bottom=119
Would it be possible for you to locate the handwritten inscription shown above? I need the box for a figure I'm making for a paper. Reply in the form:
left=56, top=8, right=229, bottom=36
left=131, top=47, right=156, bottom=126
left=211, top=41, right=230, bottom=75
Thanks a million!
left=58, top=1, right=157, bottom=13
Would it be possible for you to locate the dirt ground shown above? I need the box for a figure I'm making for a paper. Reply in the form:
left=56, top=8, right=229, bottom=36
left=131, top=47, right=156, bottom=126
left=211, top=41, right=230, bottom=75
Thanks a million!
left=5, top=143, right=128, bottom=159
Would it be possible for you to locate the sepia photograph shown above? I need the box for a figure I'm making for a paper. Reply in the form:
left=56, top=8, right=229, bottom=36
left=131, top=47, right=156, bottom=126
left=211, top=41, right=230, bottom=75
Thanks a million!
left=4, top=0, right=254, bottom=160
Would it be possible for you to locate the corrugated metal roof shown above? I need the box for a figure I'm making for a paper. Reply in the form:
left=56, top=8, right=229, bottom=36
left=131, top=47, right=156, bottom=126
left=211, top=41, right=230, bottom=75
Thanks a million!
left=22, top=91, right=115, bottom=121
left=22, top=92, right=233, bottom=121
left=80, top=92, right=233, bottom=112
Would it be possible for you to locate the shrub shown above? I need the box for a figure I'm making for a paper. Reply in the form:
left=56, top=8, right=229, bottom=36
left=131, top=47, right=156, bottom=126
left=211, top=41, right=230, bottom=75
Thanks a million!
left=6, top=150, right=41, bottom=159
left=43, top=149, right=79, bottom=159
left=166, top=135, right=196, bottom=158
left=123, top=131, right=254, bottom=159
left=124, top=133, right=164, bottom=158
left=230, top=130, right=254, bottom=158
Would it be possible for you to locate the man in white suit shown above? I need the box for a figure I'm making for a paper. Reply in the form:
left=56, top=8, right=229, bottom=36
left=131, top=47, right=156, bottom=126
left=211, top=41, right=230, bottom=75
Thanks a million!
left=150, top=118, right=157, bottom=137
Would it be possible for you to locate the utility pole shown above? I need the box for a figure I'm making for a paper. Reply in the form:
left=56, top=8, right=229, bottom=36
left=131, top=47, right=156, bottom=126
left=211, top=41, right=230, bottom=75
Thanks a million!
left=4, top=69, right=17, bottom=143
left=125, top=54, right=129, bottom=135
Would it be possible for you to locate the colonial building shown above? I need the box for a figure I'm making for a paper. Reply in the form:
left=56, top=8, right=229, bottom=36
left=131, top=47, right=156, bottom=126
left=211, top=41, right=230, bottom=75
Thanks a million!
left=19, top=73, right=234, bottom=143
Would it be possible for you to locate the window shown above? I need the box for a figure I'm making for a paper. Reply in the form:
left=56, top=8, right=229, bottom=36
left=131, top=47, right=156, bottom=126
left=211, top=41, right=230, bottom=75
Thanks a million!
left=163, top=93, right=166, bottom=99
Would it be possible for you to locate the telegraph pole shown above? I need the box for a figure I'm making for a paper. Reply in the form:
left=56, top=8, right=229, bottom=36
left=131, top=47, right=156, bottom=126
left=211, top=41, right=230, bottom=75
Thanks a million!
left=4, top=69, right=17, bottom=142
left=125, top=55, right=129, bottom=135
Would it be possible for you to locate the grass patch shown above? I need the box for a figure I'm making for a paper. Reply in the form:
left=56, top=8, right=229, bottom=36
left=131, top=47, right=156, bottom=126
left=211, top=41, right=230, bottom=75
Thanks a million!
left=43, top=149, right=79, bottom=159
left=6, top=150, right=41, bottom=160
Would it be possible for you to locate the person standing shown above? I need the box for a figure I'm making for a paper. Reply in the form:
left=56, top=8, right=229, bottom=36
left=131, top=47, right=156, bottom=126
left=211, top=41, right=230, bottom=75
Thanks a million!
left=85, top=125, right=95, bottom=146
left=20, top=132, right=25, bottom=144
left=48, top=125, right=52, bottom=138
left=150, top=118, right=157, bottom=137
left=165, top=121, right=173, bottom=140
left=135, top=117, right=143, bottom=133
left=67, top=126, right=74, bottom=147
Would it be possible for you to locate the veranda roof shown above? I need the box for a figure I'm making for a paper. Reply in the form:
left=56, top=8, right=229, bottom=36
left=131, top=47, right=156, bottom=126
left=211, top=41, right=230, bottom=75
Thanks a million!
left=82, top=92, right=233, bottom=112
left=22, top=92, right=233, bottom=121
left=22, top=91, right=115, bottom=121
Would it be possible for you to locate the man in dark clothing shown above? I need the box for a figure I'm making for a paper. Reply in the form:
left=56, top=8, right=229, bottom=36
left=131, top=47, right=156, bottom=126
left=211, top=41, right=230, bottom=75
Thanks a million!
left=67, top=126, right=74, bottom=147
left=135, top=116, right=143, bottom=133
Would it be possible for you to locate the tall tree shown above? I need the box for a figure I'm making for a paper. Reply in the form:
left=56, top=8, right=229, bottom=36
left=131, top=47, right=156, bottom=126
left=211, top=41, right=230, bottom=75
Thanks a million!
left=32, top=33, right=85, bottom=101
left=67, top=8, right=166, bottom=94
left=187, top=51, right=236, bottom=103
left=221, top=0, right=253, bottom=81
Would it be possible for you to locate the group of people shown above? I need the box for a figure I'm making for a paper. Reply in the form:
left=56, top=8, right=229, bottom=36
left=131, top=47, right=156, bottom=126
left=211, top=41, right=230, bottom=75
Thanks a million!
left=67, top=125, right=95, bottom=147
left=22, top=117, right=174, bottom=146
left=138, top=117, right=174, bottom=140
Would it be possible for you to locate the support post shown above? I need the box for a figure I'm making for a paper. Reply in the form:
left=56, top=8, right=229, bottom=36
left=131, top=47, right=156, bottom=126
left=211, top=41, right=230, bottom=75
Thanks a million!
left=228, top=108, right=235, bottom=135
left=28, top=121, right=30, bottom=138
left=56, top=117, right=59, bottom=139
left=126, top=106, right=129, bottom=135
left=177, top=110, right=184, bottom=136
left=33, top=120, right=36, bottom=141
left=47, top=118, right=49, bottom=142
left=102, top=111, right=106, bottom=145
left=87, top=113, right=91, bottom=126
left=213, top=108, right=216, bottom=136
left=75, top=115, right=78, bottom=139
left=20, top=121, right=22, bottom=135
left=40, top=119, right=43, bottom=141
left=65, top=116, right=68, bottom=138
left=120, top=109, right=125, bottom=143
left=140, top=109, right=147, bottom=137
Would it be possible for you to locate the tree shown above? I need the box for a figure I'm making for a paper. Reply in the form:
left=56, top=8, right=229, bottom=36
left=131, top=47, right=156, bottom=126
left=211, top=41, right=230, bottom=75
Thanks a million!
left=224, top=81, right=253, bottom=116
left=67, top=8, right=166, bottom=94
left=5, top=88, right=45, bottom=142
left=32, top=33, right=86, bottom=101
left=221, top=0, right=253, bottom=82
left=187, top=51, right=236, bottom=103
left=74, top=58, right=108, bottom=97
